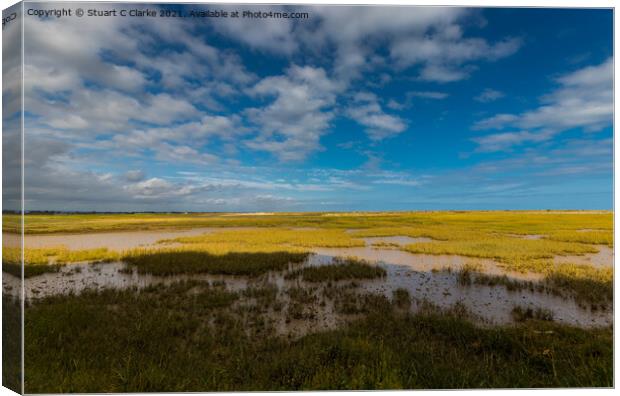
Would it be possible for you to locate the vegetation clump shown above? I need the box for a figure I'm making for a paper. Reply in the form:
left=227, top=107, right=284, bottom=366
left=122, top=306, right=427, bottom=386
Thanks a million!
left=122, top=251, right=309, bottom=276
left=454, top=261, right=612, bottom=307
left=22, top=281, right=612, bottom=392
left=285, top=257, right=386, bottom=282
left=511, top=306, right=554, bottom=322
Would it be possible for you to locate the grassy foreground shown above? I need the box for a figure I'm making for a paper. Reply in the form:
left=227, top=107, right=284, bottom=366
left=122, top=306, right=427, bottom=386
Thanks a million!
left=22, top=280, right=612, bottom=392
left=2, top=297, right=21, bottom=393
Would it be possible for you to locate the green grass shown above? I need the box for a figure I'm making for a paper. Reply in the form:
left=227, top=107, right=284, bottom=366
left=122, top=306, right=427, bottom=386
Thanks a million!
left=3, top=262, right=63, bottom=278
left=544, top=263, right=613, bottom=309
left=512, top=306, right=554, bottom=322
left=455, top=261, right=613, bottom=307
left=3, top=297, right=21, bottom=393
left=23, top=281, right=612, bottom=392
left=285, top=257, right=386, bottom=282
left=122, top=250, right=310, bottom=276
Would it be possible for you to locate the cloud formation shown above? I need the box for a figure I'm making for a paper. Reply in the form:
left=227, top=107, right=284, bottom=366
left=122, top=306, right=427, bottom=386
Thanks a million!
left=472, top=58, right=612, bottom=152
left=346, top=92, right=407, bottom=141
left=13, top=4, right=610, bottom=211
left=474, top=88, right=504, bottom=102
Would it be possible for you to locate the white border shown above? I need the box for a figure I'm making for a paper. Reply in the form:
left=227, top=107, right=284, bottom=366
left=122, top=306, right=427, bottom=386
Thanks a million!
left=0, top=1, right=616, bottom=396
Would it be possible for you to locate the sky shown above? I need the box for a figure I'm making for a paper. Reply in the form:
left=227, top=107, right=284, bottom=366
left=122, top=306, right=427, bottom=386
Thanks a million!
left=4, top=3, right=613, bottom=212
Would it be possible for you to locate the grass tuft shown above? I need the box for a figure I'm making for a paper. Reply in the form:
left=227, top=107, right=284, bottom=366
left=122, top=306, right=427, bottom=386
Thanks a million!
left=122, top=250, right=309, bottom=276
left=285, top=257, right=386, bottom=282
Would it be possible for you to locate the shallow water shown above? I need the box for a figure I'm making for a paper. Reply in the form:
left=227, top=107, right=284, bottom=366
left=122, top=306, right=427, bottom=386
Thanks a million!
left=554, top=245, right=613, bottom=268
left=307, top=246, right=609, bottom=327
left=311, top=246, right=542, bottom=281
left=357, top=263, right=610, bottom=327
left=17, top=262, right=250, bottom=299
left=9, top=252, right=610, bottom=328
left=16, top=227, right=246, bottom=250
left=4, top=230, right=612, bottom=329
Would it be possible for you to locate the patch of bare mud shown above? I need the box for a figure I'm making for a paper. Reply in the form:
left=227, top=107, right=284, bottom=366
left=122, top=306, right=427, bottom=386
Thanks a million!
left=20, top=227, right=255, bottom=250
left=554, top=245, right=613, bottom=268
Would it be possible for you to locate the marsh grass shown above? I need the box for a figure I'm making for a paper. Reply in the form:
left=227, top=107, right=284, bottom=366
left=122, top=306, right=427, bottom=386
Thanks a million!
left=3, top=246, right=119, bottom=277
left=512, top=306, right=555, bottom=322
left=286, top=286, right=319, bottom=321
left=544, top=264, right=613, bottom=309
left=11, top=210, right=614, bottom=391
left=12, top=211, right=611, bottom=237
left=403, top=238, right=598, bottom=273
left=334, top=291, right=391, bottom=315
left=242, top=285, right=279, bottom=313
left=285, top=257, right=386, bottom=282
left=455, top=262, right=612, bottom=307
left=10, top=211, right=612, bottom=285
left=160, top=228, right=365, bottom=248
left=23, top=281, right=613, bottom=392
left=123, top=250, right=309, bottom=276
left=544, top=230, right=613, bottom=247
left=392, top=288, right=411, bottom=310
left=2, top=297, right=21, bottom=393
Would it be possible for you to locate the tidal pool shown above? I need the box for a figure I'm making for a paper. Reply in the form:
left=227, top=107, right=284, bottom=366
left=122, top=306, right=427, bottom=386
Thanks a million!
left=3, top=230, right=612, bottom=330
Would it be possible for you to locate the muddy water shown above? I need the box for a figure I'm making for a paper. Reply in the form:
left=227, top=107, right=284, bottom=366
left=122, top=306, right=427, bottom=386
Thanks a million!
left=17, top=228, right=240, bottom=250
left=311, top=246, right=542, bottom=281
left=5, top=231, right=612, bottom=329
left=554, top=245, right=614, bottom=268
left=308, top=247, right=609, bottom=327
left=9, top=253, right=610, bottom=328
left=358, top=264, right=609, bottom=327
left=16, top=262, right=251, bottom=299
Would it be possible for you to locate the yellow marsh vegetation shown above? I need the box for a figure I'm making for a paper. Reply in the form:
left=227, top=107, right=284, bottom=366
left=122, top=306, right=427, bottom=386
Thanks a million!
left=7, top=210, right=612, bottom=236
left=161, top=228, right=365, bottom=248
left=3, top=246, right=118, bottom=266
left=402, top=238, right=598, bottom=273
left=5, top=212, right=612, bottom=287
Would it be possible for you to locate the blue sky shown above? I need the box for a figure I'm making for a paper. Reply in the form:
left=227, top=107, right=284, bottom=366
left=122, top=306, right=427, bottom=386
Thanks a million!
left=16, top=4, right=613, bottom=211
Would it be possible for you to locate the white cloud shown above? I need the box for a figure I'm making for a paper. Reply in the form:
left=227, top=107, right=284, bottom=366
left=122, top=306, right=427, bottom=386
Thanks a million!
left=123, top=178, right=193, bottom=199
left=302, top=7, right=468, bottom=79
left=472, top=58, right=612, bottom=152
left=391, top=35, right=521, bottom=82
left=472, top=113, right=519, bottom=130
left=29, top=89, right=199, bottom=134
left=472, top=130, right=554, bottom=152
left=408, top=91, right=449, bottom=100
left=154, top=143, right=219, bottom=165
left=124, top=170, right=146, bottom=182
left=208, top=5, right=298, bottom=55
left=474, top=88, right=504, bottom=102
left=418, top=64, right=470, bottom=82
left=15, top=5, right=538, bottom=212
left=346, top=92, right=407, bottom=140
left=232, top=7, right=519, bottom=84
left=245, top=65, right=340, bottom=160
